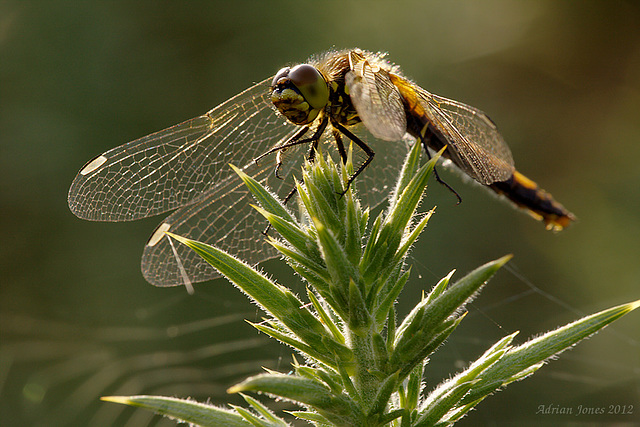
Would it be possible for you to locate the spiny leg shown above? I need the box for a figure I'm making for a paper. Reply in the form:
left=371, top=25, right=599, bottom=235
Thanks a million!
left=332, top=129, right=348, bottom=164
left=419, top=126, right=462, bottom=204
left=278, top=118, right=329, bottom=178
left=255, top=116, right=329, bottom=178
left=332, top=122, right=375, bottom=195
left=305, top=121, right=325, bottom=164
left=255, top=125, right=309, bottom=164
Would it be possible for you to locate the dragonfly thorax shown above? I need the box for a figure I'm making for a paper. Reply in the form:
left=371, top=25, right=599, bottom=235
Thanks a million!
left=271, top=64, right=329, bottom=126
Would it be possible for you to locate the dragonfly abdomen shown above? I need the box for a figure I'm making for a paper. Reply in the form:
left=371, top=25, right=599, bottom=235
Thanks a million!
left=489, top=171, right=575, bottom=231
left=404, top=108, right=575, bottom=230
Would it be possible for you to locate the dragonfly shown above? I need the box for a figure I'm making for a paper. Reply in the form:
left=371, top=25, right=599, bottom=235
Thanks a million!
left=69, top=48, right=574, bottom=288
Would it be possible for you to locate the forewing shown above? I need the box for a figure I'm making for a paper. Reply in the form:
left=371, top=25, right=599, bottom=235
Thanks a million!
left=68, top=77, right=298, bottom=221
left=345, top=51, right=407, bottom=141
left=419, top=90, right=514, bottom=184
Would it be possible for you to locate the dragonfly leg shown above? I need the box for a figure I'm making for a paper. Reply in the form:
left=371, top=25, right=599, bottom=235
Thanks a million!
left=332, top=129, right=348, bottom=164
left=419, top=128, right=462, bottom=205
left=260, top=117, right=330, bottom=179
left=258, top=116, right=328, bottom=161
left=333, top=122, right=375, bottom=195
left=279, top=117, right=329, bottom=177
left=254, top=125, right=309, bottom=165
left=305, top=123, right=323, bottom=163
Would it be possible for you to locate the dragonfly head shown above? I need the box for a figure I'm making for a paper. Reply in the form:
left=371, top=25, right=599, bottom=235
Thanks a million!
left=271, top=64, right=329, bottom=125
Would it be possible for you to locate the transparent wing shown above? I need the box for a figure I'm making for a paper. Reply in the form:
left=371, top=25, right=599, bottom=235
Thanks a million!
left=345, top=51, right=407, bottom=141
left=68, top=77, right=298, bottom=221
left=417, top=89, right=515, bottom=184
left=141, top=120, right=411, bottom=287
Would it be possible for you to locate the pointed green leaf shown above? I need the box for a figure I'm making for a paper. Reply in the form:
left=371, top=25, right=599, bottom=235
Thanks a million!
left=250, top=322, right=335, bottom=366
left=367, top=371, right=399, bottom=418
left=375, top=269, right=411, bottom=327
left=313, top=219, right=357, bottom=300
left=304, top=170, right=343, bottom=238
left=307, top=289, right=345, bottom=343
left=345, top=188, right=363, bottom=266
left=371, top=149, right=441, bottom=262
left=386, top=306, right=397, bottom=354
left=231, top=405, right=275, bottom=427
left=462, top=299, right=640, bottom=404
left=268, top=240, right=330, bottom=289
left=315, top=368, right=346, bottom=394
left=101, top=395, right=251, bottom=427
left=359, top=206, right=370, bottom=237
left=393, top=255, right=512, bottom=365
left=444, top=396, right=486, bottom=424
left=287, top=411, right=332, bottom=425
left=240, top=394, right=288, bottom=426
left=405, top=361, right=425, bottom=412
left=423, top=331, right=517, bottom=411
left=415, top=380, right=478, bottom=426
left=391, top=208, right=434, bottom=267
left=378, top=408, right=406, bottom=425
left=389, top=140, right=423, bottom=207
left=253, top=205, right=320, bottom=262
left=372, top=332, right=389, bottom=372
left=229, top=373, right=363, bottom=425
left=397, top=314, right=466, bottom=379
left=230, top=164, right=295, bottom=224
left=424, top=269, right=455, bottom=305
left=168, top=233, right=332, bottom=354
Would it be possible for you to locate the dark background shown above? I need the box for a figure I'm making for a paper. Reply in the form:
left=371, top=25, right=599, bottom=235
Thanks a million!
left=1, top=1, right=638, bottom=426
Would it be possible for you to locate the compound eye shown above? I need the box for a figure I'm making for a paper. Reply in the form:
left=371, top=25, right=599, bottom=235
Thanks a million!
left=288, top=64, right=329, bottom=110
left=271, top=67, right=290, bottom=87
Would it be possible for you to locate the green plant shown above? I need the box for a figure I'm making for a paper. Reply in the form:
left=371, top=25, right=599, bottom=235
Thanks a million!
left=103, top=143, right=638, bottom=426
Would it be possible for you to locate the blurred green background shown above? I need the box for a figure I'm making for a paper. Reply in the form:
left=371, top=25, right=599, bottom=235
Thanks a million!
left=1, top=1, right=638, bottom=426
